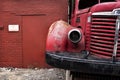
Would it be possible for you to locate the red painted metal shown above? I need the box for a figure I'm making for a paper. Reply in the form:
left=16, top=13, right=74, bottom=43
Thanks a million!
left=46, top=0, right=120, bottom=59
left=71, top=0, right=120, bottom=59
left=0, top=0, right=68, bottom=68
left=46, top=21, right=70, bottom=52
left=46, top=0, right=120, bottom=79
left=46, top=20, right=85, bottom=53
left=90, top=2, right=120, bottom=12
left=46, top=0, right=120, bottom=60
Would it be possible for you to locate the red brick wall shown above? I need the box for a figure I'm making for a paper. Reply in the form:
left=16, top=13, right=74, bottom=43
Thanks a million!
left=0, top=0, right=68, bottom=68
left=0, top=12, right=22, bottom=67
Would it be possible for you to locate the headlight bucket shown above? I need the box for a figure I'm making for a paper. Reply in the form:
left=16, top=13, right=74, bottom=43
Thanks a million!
left=68, top=29, right=82, bottom=43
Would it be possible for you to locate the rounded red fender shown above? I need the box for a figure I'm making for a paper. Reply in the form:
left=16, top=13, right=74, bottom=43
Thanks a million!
left=46, top=20, right=85, bottom=53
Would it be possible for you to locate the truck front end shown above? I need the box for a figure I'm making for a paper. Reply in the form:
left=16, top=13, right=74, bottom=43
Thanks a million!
left=46, top=0, right=120, bottom=75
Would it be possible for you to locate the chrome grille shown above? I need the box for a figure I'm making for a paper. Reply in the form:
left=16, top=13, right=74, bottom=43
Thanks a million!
left=117, top=25, right=120, bottom=58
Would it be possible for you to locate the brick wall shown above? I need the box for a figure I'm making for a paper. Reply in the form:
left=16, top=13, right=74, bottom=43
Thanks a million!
left=0, top=0, right=68, bottom=68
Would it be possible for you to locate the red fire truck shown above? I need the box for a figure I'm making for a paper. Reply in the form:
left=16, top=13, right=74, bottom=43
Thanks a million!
left=46, top=0, right=120, bottom=78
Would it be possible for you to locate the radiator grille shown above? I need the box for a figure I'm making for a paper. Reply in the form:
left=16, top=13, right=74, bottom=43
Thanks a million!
left=90, top=15, right=119, bottom=59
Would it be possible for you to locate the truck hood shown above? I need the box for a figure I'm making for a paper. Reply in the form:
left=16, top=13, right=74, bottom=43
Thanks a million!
left=90, top=2, right=120, bottom=12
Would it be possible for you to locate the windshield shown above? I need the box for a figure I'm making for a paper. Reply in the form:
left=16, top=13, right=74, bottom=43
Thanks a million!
left=100, top=0, right=115, bottom=3
left=78, top=0, right=115, bottom=10
left=78, top=0, right=98, bottom=9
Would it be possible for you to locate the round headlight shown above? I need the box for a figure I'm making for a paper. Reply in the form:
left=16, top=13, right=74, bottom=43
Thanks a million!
left=68, top=29, right=82, bottom=43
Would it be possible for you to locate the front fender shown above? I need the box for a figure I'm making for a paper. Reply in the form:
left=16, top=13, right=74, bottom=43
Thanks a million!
left=46, top=20, right=85, bottom=52
left=46, top=20, right=70, bottom=52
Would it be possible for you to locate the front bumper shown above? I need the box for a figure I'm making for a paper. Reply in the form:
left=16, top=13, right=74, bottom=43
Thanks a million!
left=46, top=51, right=120, bottom=76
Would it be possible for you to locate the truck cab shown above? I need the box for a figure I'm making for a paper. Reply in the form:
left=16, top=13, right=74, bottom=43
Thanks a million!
left=46, top=0, right=120, bottom=76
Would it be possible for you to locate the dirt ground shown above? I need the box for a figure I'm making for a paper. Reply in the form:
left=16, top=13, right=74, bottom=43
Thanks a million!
left=0, top=68, right=66, bottom=80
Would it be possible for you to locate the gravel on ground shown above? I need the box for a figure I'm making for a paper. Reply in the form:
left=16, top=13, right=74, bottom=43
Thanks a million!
left=0, top=68, right=66, bottom=80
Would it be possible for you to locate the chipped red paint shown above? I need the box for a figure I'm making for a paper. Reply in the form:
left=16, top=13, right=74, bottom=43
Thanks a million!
left=46, top=20, right=85, bottom=53
left=0, top=0, right=68, bottom=68
left=71, top=0, right=120, bottom=58
left=46, top=0, right=120, bottom=77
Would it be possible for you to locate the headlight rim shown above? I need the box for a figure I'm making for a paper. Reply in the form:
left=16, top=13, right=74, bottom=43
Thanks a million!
left=68, top=29, right=82, bottom=43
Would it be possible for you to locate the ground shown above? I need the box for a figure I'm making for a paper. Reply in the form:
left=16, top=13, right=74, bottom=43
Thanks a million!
left=0, top=68, right=66, bottom=80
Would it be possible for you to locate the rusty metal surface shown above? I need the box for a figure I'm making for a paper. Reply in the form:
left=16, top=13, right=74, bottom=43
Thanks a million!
left=0, top=0, right=68, bottom=68
left=46, top=20, right=85, bottom=53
